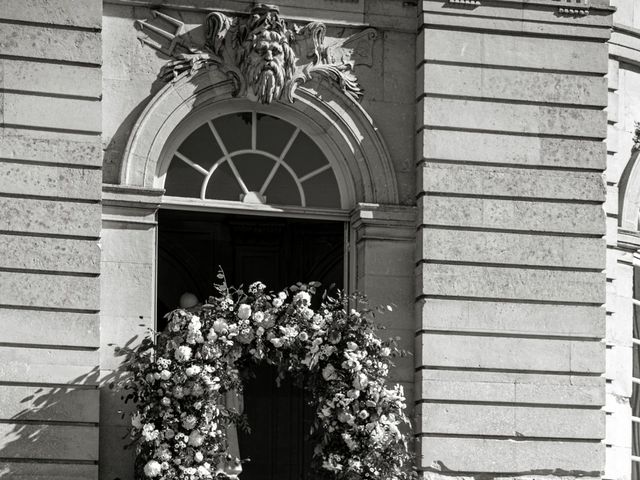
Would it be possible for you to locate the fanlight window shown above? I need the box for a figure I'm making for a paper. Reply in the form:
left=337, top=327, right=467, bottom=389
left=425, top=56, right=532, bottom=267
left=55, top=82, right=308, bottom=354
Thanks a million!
left=165, top=112, right=342, bottom=209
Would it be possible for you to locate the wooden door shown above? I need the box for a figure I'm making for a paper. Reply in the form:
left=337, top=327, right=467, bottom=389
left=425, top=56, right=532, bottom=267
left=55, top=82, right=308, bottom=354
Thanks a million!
left=157, top=210, right=344, bottom=479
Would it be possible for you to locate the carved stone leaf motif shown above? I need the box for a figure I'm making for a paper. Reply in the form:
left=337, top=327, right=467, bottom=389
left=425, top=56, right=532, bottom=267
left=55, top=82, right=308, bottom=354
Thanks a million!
left=135, top=3, right=377, bottom=104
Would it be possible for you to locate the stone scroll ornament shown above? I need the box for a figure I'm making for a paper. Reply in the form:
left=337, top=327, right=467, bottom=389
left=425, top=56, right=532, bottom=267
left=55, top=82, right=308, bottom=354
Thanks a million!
left=136, top=4, right=377, bottom=104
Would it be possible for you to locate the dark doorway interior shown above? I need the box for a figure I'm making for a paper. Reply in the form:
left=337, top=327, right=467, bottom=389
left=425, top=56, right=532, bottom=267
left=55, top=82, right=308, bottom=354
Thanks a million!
left=157, top=209, right=344, bottom=480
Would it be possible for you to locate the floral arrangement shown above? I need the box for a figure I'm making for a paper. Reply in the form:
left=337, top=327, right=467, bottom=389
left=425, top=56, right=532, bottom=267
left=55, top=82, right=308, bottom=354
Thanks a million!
left=120, top=277, right=416, bottom=480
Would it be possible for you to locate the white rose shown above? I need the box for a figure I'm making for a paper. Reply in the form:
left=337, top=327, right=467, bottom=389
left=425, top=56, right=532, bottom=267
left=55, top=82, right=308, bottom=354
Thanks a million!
left=237, top=304, right=252, bottom=320
left=159, top=369, right=171, bottom=380
left=294, top=291, right=311, bottom=305
left=353, top=372, right=369, bottom=391
left=143, top=460, right=162, bottom=477
left=174, top=346, right=192, bottom=362
left=182, top=415, right=197, bottom=430
left=194, top=451, right=204, bottom=462
left=188, top=430, right=205, bottom=447
left=213, top=318, right=228, bottom=334
left=253, top=311, right=264, bottom=323
left=278, top=291, right=287, bottom=300
left=272, top=298, right=283, bottom=308
left=322, top=364, right=337, bottom=381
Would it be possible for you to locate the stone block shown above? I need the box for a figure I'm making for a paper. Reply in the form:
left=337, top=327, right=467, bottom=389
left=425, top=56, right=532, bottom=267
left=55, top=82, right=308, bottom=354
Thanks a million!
left=357, top=239, right=415, bottom=277
left=421, top=10, right=610, bottom=39
left=0, top=162, right=101, bottom=200
left=100, top=224, right=157, bottom=265
left=0, top=128, right=102, bottom=167
left=606, top=344, right=632, bottom=396
left=3, top=93, right=101, bottom=133
left=0, top=198, right=101, bottom=237
left=419, top=196, right=606, bottom=235
left=0, top=423, right=98, bottom=461
left=0, top=235, right=99, bottom=274
left=0, top=23, right=101, bottom=64
left=605, top=398, right=631, bottom=448
left=0, top=345, right=98, bottom=384
left=0, top=272, right=99, bottom=311
left=99, top=425, right=135, bottom=480
left=0, top=59, right=101, bottom=98
left=0, top=386, right=99, bottom=423
left=100, top=262, right=154, bottom=317
left=383, top=31, right=415, bottom=104
left=417, top=403, right=604, bottom=439
left=0, top=309, right=99, bottom=348
left=100, top=315, right=152, bottom=371
left=418, top=97, right=607, bottom=138
left=422, top=0, right=612, bottom=27
left=419, top=63, right=608, bottom=106
left=419, top=28, right=608, bottom=73
left=605, top=444, right=632, bottom=480
left=0, top=462, right=98, bottom=479
left=417, top=436, right=604, bottom=472
left=417, top=227, right=606, bottom=269
left=418, top=129, right=606, bottom=170
left=416, top=298, right=605, bottom=338
left=417, top=263, right=605, bottom=303
left=417, top=369, right=605, bottom=406
left=0, top=0, right=102, bottom=28
left=419, top=163, right=605, bottom=201
left=418, top=333, right=605, bottom=373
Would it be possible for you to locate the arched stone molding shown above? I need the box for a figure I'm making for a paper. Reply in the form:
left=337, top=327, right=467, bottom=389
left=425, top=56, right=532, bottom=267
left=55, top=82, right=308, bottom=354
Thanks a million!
left=619, top=148, right=640, bottom=231
left=120, top=69, right=399, bottom=207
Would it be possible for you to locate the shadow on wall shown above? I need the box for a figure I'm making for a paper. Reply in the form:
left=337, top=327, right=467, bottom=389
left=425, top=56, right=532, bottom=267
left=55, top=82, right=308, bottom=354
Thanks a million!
left=0, top=337, right=140, bottom=478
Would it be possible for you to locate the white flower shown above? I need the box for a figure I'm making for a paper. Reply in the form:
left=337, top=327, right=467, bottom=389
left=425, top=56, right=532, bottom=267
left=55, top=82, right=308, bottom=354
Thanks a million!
left=298, top=331, right=309, bottom=342
left=197, top=465, right=212, bottom=477
left=182, top=415, right=197, bottom=430
left=272, top=297, right=283, bottom=307
left=322, top=364, right=337, bottom=381
left=278, top=291, right=287, bottom=300
left=252, top=311, right=264, bottom=323
left=143, top=460, right=162, bottom=477
left=270, top=337, right=284, bottom=348
left=346, top=341, right=358, bottom=351
left=294, top=291, right=311, bottom=305
left=159, top=369, right=171, bottom=380
left=213, top=318, right=228, bottom=334
left=194, top=451, right=204, bottom=462
left=301, top=307, right=314, bottom=320
left=237, top=304, right=252, bottom=320
left=175, top=346, right=192, bottom=362
left=353, top=372, right=369, bottom=391
left=188, top=316, right=201, bottom=331
left=381, top=347, right=391, bottom=357
left=161, top=397, right=171, bottom=406
left=188, top=430, right=205, bottom=447
left=186, top=365, right=202, bottom=377
left=142, top=423, right=158, bottom=441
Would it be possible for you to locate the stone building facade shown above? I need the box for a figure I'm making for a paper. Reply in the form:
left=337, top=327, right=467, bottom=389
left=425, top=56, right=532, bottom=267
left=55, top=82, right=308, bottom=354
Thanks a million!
left=1, top=0, right=640, bottom=479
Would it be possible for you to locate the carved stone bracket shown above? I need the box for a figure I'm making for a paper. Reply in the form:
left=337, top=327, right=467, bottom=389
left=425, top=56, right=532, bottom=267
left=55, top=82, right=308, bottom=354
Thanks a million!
left=557, top=0, right=589, bottom=16
left=447, top=0, right=481, bottom=4
left=135, top=3, right=377, bottom=104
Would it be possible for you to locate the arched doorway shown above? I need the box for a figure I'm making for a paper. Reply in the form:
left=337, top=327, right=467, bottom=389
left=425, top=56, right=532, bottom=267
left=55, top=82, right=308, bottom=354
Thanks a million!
left=156, top=108, right=349, bottom=479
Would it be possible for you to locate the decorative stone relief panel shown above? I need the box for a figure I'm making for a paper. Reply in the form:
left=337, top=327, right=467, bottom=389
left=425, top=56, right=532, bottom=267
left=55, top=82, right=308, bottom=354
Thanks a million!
left=135, top=3, right=377, bottom=104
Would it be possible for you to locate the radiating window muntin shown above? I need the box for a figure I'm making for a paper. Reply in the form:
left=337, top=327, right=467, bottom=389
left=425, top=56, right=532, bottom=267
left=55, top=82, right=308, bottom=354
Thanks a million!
left=164, top=112, right=342, bottom=209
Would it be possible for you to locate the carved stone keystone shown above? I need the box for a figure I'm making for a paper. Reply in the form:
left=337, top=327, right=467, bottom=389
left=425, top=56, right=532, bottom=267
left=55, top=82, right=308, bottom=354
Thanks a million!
left=136, top=3, right=377, bottom=104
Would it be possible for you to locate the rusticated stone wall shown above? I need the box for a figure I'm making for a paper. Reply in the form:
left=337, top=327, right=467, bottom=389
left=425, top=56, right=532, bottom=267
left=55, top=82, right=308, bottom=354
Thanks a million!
left=0, top=0, right=102, bottom=477
left=416, top=0, right=612, bottom=478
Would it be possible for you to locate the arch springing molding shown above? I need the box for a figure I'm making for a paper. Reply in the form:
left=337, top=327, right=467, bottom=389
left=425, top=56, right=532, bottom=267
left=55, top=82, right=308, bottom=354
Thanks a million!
left=136, top=3, right=378, bottom=104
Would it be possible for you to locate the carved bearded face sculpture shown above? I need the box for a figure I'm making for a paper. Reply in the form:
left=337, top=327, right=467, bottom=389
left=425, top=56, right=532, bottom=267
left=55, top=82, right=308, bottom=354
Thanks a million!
left=242, top=30, right=294, bottom=104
